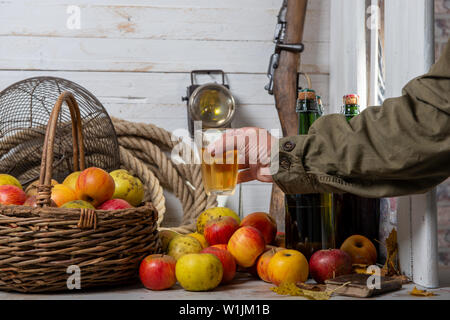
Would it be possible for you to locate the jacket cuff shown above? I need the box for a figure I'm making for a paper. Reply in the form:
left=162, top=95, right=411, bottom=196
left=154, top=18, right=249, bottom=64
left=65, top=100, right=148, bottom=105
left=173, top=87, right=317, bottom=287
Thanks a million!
left=271, top=135, right=316, bottom=194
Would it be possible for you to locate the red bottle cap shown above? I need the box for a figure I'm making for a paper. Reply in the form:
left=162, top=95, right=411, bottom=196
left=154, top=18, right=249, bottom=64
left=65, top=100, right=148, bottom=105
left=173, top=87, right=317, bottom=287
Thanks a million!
left=343, top=94, right=359, bottom=105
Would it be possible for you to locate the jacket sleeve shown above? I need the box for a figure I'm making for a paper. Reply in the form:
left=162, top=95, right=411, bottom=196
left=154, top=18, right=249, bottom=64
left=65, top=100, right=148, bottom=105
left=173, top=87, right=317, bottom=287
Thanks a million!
left=272, top=39, right=450, bottom=198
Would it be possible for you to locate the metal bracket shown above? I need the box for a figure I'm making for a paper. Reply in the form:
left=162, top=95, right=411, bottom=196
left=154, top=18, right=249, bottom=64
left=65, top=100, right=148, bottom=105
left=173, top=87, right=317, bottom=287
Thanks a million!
left=264, top=0, right=304, bottom=95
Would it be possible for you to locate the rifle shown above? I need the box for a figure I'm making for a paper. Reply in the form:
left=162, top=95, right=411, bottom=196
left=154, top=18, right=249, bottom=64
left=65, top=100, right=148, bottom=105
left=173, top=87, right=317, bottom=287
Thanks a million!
left=265, top=0, right=308, bottom=230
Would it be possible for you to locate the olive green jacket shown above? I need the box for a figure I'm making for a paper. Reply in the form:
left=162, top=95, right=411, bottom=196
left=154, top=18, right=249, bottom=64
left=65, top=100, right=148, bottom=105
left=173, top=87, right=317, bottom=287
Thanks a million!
left=273, top=39, right=450, bottom=198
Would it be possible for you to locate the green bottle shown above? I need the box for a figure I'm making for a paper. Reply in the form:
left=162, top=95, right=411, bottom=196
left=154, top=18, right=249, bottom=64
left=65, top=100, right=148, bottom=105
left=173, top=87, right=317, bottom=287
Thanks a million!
left=285, top=89, right=335, bottom=260
left=334, top=94, right=381, bottom=256
left=342, top=94, right=360, bottom=121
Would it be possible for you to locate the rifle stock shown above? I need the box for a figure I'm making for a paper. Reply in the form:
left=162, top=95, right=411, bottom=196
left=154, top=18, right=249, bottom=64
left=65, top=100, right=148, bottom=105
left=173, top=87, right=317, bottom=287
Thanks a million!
left=270, top=0, right=308, bottom=231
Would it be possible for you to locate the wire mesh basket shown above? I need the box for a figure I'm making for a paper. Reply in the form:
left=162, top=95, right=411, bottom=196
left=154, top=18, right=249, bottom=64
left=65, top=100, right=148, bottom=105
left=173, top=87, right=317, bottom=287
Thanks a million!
left=0, top=77, right=120, bottom=185
left=0, top=89, right=159, bottom=293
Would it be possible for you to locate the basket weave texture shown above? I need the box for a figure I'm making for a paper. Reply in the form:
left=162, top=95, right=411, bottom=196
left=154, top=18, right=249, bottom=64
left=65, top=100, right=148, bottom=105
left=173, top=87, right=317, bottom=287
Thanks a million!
left=0, top=92, right=160, bottom=293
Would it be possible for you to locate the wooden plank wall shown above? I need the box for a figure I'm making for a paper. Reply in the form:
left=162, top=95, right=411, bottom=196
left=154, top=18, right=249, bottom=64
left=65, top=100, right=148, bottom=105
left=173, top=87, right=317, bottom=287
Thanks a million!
left=0, top=0, right=330, bottom=226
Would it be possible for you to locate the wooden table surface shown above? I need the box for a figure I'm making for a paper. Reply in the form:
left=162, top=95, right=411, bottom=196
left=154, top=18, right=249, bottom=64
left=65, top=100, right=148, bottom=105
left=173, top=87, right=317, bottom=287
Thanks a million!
left=1, top=267, right=449, bottom=300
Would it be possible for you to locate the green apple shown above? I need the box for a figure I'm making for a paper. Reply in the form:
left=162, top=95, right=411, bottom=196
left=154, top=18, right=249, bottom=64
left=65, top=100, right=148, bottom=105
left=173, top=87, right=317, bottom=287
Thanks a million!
left=61, top=200, right=95, bottom=209
left=110, top=169, right=144, bottom=206
left=167, top=235, right=202, bottom=260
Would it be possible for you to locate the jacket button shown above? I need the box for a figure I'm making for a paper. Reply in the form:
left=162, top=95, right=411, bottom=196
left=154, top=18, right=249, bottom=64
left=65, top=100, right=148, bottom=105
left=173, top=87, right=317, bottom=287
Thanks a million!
left=283, top=141, right=296, bottom=152
left=280, top=156, right=291, bottom=170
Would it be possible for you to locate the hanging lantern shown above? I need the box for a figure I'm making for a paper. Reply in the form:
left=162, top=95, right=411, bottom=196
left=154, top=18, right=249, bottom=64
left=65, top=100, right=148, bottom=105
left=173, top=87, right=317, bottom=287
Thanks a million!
left=182, top=70, right=236, bottom=136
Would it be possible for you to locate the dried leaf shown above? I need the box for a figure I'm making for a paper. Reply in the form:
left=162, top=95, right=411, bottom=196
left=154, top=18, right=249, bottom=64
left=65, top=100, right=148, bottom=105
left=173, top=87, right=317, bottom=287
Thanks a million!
left=270, top=282, right=303, bottom=296
left=381, top=228, right=400, bottom=276
left=385, top=228, right=398, bottom=256
left=301, top=289, right=332, bottom=300
left=352, top=264, right=387, bottom=276
left=409, top=286, right=436, bottom=297
left=271, top=282, right=351, bottom=300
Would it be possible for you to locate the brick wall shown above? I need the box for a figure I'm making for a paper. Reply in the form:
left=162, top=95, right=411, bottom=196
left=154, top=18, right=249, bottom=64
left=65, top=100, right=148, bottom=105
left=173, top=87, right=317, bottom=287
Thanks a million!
left=435, top=0, right=450, bottom=266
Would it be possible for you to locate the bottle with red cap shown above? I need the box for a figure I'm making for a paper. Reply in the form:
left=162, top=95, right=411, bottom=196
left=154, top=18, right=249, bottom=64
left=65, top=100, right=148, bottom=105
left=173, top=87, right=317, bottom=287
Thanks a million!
left=333, top=94, right=381, bottom=256
left=285, top=89, right=335, bottom=260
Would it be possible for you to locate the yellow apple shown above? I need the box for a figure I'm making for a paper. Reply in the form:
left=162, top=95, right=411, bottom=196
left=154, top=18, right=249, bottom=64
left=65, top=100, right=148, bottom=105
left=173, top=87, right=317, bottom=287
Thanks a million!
left=110, top=169, right=144, bottom=207
left=187, top=232, right=209, bottom=249
left=268, top=249, right=309, bottom=285
left=175, top=253, right=223, bottom=291
left=51, top=184, right=77, bottom=207
left=62, top=171, right=81, bottom=191
left=0, top=174, right=22, bottom=190
left=159, top=229, right=180, bottom=252
left=167, top=235, right=203, bottom=260
left=196, top=207, right=240, bottom=234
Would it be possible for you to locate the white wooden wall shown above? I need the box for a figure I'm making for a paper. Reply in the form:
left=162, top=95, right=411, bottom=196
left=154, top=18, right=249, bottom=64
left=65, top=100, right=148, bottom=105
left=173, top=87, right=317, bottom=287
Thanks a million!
left=0, top=0, right=330, bottom=226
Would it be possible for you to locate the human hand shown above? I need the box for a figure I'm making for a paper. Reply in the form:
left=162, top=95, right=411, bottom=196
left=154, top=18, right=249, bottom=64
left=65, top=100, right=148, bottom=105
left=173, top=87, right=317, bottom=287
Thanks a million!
left=206, top=127, right=278, bottom=184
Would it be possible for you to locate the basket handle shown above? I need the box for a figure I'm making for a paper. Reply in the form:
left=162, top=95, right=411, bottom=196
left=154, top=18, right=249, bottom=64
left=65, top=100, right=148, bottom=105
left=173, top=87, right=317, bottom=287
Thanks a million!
left=37, top=91, right=86, bottom=207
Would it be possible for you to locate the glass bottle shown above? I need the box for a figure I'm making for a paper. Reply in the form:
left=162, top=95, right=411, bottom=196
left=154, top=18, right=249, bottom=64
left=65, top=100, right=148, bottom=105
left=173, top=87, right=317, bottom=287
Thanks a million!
left=334, top=94, right=381, bottom=254
left=285, top=89, right=335, bottom=260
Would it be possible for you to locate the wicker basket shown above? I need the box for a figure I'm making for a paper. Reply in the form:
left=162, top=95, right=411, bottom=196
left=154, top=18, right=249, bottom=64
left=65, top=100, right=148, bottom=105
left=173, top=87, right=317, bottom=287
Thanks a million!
left=0, top=92, right=160, bottom=293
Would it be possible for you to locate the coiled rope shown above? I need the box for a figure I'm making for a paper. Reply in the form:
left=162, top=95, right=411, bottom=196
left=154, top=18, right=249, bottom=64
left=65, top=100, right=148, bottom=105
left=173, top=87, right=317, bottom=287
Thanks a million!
left=113, top=118, right=217, bottom=234
left=0, top=118, right=217, bottom=234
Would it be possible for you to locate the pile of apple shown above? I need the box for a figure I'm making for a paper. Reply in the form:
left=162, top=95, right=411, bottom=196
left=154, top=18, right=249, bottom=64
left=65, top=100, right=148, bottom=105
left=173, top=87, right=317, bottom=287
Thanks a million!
left=0, top=168, right=144, bottom=211
left=139, top=206, right=378, bottom=292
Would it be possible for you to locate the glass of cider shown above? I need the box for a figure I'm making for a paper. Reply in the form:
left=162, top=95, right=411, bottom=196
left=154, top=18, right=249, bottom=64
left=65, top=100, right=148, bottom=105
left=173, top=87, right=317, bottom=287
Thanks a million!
left=196, top=128, right=238, bottom=196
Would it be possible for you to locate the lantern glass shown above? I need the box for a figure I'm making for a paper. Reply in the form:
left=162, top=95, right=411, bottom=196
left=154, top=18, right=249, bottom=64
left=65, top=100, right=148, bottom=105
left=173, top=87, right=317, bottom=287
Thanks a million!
left=189, top=83, right=235, bottom=128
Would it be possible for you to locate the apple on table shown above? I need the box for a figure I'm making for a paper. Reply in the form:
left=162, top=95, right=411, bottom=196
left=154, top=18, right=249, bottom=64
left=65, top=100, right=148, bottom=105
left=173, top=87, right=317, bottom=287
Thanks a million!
left=201, top=246, right=236, bottom=284
left=309, top=249, right=352, bottom=284
left=240, top=212, right=277, bottom=245
left=204, top=216, right=239, bottom=246
left=228, top=226, right=266, bottom=268
left=139, top=254, right=176, bottom=291
left=268, top=249, right=309, bottom=285
left=176, top=253, right=223, bottom=291
left=340, top=234, right=377, bottom=265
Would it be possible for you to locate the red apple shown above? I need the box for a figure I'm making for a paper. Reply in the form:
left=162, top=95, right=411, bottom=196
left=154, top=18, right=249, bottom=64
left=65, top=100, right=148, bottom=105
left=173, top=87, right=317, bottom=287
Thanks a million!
left=24, top=195, right=57, bottom=207
left=256, top=246, right=284, bottom=282
left=0, top=185, right=26, bottom=205
left=201, top=246, right=236, bottom=284
left=204, top=216, right=239, bottom=246
left=139, top=254, right=177, bottom=290
left=75, top=167, right=115, bottom=207
left=228, top=226, right=266, bottom=268
left=241, top=245, right=275, bottom=277
left=24, top=195, right=37, bottom=207
left=240, top=212, right=277, bottom=244
left=309, top=249, right=352, bottom=284
left=97, top=198, right=133, bottom=210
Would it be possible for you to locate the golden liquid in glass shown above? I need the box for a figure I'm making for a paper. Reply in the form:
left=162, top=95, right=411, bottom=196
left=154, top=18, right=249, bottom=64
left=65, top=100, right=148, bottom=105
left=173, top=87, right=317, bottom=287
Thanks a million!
left=201, top=148, right=238, bottom=195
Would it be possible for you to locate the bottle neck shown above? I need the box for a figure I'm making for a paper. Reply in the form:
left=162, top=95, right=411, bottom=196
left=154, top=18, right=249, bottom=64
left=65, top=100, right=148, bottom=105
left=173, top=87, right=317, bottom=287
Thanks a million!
left=343, top=104, right=360, bottom=121
left=297, top=99, right=321, bottom=134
